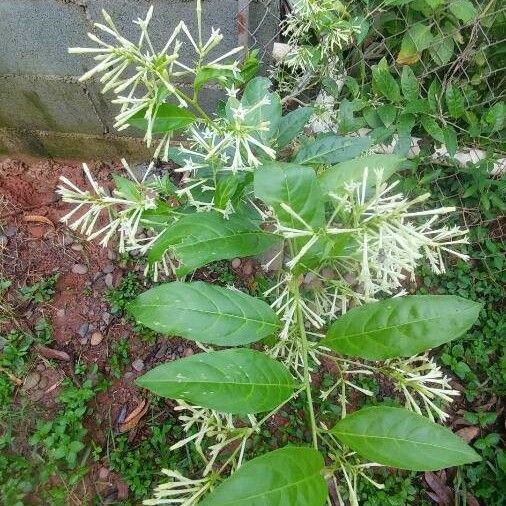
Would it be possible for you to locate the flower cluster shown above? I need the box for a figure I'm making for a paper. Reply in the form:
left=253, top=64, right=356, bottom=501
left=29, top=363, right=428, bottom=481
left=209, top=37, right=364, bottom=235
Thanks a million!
left=381, top=354, right=460, bottom=422
left=57, top=161, right=165, bottom=253
left=69, top=4, right=243, bottom=158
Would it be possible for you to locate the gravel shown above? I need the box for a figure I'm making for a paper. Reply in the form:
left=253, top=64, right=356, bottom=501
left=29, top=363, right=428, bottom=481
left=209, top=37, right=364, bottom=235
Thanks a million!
left=132, top=358, right=145, bottom=372
left=72, top=263, right=88, bottom=275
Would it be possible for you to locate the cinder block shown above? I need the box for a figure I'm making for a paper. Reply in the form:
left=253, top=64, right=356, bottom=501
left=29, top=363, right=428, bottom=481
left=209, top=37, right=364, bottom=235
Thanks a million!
left=0, top=0, right=91, bottom=76
left=0, top=76, right=104, bottom=135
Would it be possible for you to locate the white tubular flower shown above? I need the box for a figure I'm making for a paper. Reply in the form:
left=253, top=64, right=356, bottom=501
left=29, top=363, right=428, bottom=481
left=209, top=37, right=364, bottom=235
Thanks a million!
left=382, top=354, right=460, bottom=422
left=329, top=168, right=469, bottom=298
left=143, top=470, right=213, bottom=506
left=57, top=161, right=159, bottom=252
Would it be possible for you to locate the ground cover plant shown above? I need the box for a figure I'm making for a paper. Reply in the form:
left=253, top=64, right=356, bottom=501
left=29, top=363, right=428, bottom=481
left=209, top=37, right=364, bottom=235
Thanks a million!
left=0, top=0, right=503, bottom=504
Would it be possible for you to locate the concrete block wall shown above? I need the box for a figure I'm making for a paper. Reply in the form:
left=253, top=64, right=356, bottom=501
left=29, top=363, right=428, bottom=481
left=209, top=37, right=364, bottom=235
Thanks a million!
left=0, top=0, right=280, bottom=160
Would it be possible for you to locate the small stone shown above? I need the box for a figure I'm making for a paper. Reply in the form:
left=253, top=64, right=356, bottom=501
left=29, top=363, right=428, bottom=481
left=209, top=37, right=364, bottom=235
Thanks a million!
left=183, top=348, right=194, bottom=357
left=71, top=243, right=83, bottom=251
left=132, top=359, right=144, bottom=372
left=104, top=273, right=113, bottom=288
left=36, top=363, right=46, bottom=372
left=231, top=258, right=241, bottom=269
left=37, top=346, right=71, bottom=362
left=78, top=323, right=90, bottom=338
left=242, top=260, right=254, bottom=276
left=98, top=467, right=110, bottom=480
left=123, top=372, right=135, bottom=381
left=72, top=263, right=88, bottom=275
left=4, top=225, right=17, bottom=237
left=38, top=376, right=49, bottom=390
left=0, top=235, right=7, bottom=248
left=107, top=249, right=116, bottom=260
left=56, top=308, right=65, bottom=319
left=102, top=312, right=111, bottom=325
left=90, top=331, right=104, bottom=346
left=23, top=372, right=40, bottom=390
left=79, top=337, right=88, bottom=345
left=103, top=263, right=114, bottom=274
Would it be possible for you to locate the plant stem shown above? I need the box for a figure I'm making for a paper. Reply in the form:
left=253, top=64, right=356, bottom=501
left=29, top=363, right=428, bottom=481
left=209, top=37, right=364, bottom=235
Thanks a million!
left=294, top=286, right=318, bottom=449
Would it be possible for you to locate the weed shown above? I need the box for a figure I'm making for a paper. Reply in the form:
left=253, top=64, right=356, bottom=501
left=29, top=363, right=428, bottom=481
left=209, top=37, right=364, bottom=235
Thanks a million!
left=19, top=273, right=59, bottom=304
left=106, top=272, right=143, bottom=314
left=109, top=338, right=130, bottom=379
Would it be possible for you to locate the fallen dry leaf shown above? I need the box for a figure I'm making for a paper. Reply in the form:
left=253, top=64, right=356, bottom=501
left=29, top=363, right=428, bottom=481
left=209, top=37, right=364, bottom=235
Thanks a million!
left=424, top=471, right=452, bottom=505
left=119, top=399, right=149, bottom=433
left=37, top=346, right=71, bottom=362
left=456, top=426, right=480, bottom=443
left=23, top=215, right=54, bottom=226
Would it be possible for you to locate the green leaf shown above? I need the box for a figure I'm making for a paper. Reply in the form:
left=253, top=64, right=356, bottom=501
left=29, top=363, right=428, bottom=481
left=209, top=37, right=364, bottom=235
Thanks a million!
left=254, top=162, right=326, bottom=270
left=427, top=80, right=442, bottom=113
left=404, top=100, right=430, bottom=115
left=321, top=295, right=482, bottom=360
left=401, top=66, right=419, bottom=101
left=137, top=349, right=295, bottom=414
left=255, top=162, right=325, bottom=229
left=420, top=115, right=445, bottom=143
left=429, top=36, right=454, bottom=66
left=484, top=102, right=505, bottom=132
left=377, top=104, right=397, bottom=127
left=318, top=154, right=403, bottom=194
left=148, top=212, right=280, bottom=276
left=445, top=84, right=465, bottom=119
left=128, top=281, right=280, bottom=346
left=277, top=107, right=314, bottom=148
left=443, top=126, right=458, bottom=156
left=330, top=406, right=481, bottom=471
left=449, top=0, right=477, bottom=23
left=397, top=24, right=434, bottom=65
left=200, top=446, right=328, bottom=506
left=194, top=65, right=235, bottom=93
left=241, top=77, right=282, bottom=140
left=372, top=58, right=401, bottom=101
left=128, top=103, right=196, bottom=133
left=294, top=134, right=371, bottom=165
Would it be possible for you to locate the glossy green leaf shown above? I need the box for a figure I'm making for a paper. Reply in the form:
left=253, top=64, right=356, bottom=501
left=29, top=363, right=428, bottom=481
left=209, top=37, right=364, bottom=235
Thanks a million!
left=194, top=65, right=235, bottom=93
left=318, top=154, right=403, bottom=194
left=255, top=162, right=325, bottom=229
left=241, top=77, right=282, bottom=140
left=128, top=103, right=196, bottom=133
left=372, top=58, right=401, bottom=101
left=321, top=295, right=482, bottom=360
left=294, top=134, right=371, bottom=165
left=200, top=446, right=328, bottom=506
left=128, top=281, right=279, bottom=346
left=277, top=107, right=314, bottom=148
left=401, top=66, right=419, bottom=101
left=137, top=349, right=295, bottom=414
left=330, top=406, right=481, bottom=471
left=148, top=212, right=280, bottom=276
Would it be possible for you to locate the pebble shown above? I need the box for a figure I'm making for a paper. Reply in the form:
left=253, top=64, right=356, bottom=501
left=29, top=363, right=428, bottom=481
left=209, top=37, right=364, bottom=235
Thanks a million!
left=90, top=331, right=104, bottom=346
left=103, top=263, right=114, bottom=274
left=4, top=226, right=17, bottom=238
left=102, top=312, right=111, bottom=325
left=71, top=243, right=83, bottom=251
left=124, top=371, right=135, bottom=381
left=132, top=359, right=145, bottom=372
left=37, top=346, right=71, bottom=362
left=72, top=263, right=88, bottom=275
left=231, top=258, right=241, bottom=268
left=38, top=376, right=49, bottom=390
left=23, top=372, right=40, bottom=390
left=0, top=235, right=7, bottom=248
left=78, top=323, right=90, bottom=338
left=107, top=249, right=116, bottom=260
left=36, top=363, right=46, bottom=372
left=104, top=273, right=114, bottom=288
left=183, top=348, right=194, bottom=357
left=79, top=337, right=88, bottom=346
left=98, top=467, right=110, bottom=480
left=242, top=260, right=254, bottom=276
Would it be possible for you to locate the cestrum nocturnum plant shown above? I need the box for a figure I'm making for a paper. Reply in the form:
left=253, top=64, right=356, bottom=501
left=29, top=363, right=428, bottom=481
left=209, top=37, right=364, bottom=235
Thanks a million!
left=60, top=2, right=483, bottom=505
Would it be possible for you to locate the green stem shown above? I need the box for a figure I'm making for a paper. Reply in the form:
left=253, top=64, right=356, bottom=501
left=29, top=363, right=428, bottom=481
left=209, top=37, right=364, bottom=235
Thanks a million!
left=294, top=285, right=319, bottom=449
